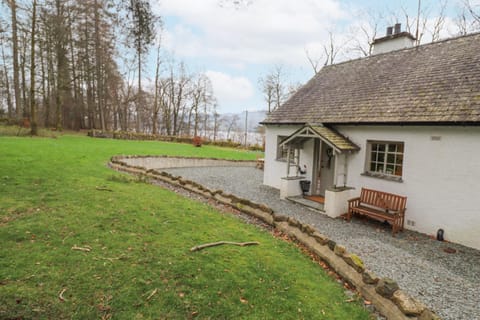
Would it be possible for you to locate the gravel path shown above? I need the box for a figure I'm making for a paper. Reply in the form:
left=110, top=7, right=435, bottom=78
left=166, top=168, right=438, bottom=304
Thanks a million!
left=162, top=166, right=479, bottom=320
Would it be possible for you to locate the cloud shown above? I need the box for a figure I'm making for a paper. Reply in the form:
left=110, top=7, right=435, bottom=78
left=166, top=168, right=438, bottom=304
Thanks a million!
left=157, top=0, right=347, bottom=68
left=205, top=70, right=255, bottom=107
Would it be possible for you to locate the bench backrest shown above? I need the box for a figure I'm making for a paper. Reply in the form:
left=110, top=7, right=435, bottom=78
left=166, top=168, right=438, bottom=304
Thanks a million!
left=359, top=188, right=407, bottom=211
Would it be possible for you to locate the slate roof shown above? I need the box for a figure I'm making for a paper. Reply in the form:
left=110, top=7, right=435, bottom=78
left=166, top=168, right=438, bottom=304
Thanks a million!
left=263, top=32, right=480, bottom=125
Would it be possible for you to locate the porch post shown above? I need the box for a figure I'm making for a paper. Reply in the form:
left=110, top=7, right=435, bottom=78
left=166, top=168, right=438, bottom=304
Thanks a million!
left=286, top=145, right=291, bottom=176
left=343, top=153, right=348, bottom=187
left=333, top=151, right=339, bottom=188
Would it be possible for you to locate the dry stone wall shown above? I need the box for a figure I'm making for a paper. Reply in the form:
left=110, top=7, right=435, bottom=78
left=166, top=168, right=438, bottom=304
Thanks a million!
left=109, top=155, right=441, bottom=320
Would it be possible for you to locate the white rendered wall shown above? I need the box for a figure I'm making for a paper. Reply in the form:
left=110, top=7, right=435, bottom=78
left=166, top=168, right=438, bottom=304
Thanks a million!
left=373, top=36, right=415, bottom=55
left=338, top=125, right=480, bottom=250
left=264, top=125, right=314, bottom=189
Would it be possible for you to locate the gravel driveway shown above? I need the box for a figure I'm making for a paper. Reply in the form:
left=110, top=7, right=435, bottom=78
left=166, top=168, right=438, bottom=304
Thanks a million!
left=162, top=166, right=479, bottom=320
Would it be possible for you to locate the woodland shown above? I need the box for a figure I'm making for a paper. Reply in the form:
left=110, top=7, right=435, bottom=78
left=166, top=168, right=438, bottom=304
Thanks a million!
left=0, top=1, right=479, bottom=136
left=0, top=0, right=219, bottom=137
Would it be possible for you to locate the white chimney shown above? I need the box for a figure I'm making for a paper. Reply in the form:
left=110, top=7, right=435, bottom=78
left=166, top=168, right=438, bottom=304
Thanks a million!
left=372, top=23, right=416, bottom=55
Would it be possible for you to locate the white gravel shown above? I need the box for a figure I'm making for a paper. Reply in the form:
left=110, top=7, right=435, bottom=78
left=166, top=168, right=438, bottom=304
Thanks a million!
left=163, top=166, right=480, bottom=320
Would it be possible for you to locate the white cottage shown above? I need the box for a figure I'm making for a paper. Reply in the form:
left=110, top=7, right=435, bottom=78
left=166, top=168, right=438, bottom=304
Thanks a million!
left=261, top=29, right=480, bottom=250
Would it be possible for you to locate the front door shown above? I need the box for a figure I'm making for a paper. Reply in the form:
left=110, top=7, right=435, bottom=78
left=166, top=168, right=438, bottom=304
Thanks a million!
left=314, top=141, right=335, bottom=196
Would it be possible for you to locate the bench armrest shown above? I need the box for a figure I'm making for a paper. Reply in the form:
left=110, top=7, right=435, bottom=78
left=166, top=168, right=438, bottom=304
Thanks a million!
left=348, top=197, right=361, bottom=208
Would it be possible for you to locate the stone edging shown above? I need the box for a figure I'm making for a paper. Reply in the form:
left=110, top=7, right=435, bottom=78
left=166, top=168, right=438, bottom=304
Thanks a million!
left=109, top=155, right=441, bottom=320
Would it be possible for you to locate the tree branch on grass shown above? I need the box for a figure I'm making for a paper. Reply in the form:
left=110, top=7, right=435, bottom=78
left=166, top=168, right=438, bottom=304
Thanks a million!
left=146, top=288, right=158, bottom=301
left=96, top=186, right=113, bottom=192
left=59, top=288, right=67, bottom=301
left=190, top=241, right=259, bottom=252
left=71, top=245, right=92, bottom=252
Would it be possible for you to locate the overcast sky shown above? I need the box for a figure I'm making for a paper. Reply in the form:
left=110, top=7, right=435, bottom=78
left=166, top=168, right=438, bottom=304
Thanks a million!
left=152, top=0, right=476, bottom=114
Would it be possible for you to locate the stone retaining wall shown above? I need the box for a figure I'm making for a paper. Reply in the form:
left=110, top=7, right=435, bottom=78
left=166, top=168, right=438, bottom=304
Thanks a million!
left=120, top=155, right=256, bottom=169
left=109, top=155, right=441, bottom=320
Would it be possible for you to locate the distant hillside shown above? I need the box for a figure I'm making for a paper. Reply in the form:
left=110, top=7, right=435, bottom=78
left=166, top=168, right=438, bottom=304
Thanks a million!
left=221, top=110, right=267, bottom=132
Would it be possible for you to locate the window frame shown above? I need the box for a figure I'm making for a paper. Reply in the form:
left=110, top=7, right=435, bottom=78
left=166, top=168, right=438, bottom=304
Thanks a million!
left=276, top=136, right=294, bottom=162
left=364, top=140, right=404, bottom=182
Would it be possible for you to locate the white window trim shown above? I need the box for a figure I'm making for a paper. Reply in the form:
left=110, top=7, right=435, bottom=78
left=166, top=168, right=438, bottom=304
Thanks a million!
left=363, top=140, right=404, bottom=182
left=276, top=136, right=294, bottom=162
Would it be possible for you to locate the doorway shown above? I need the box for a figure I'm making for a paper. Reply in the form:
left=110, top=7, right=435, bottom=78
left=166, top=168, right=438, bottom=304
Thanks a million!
left=313, top=140, right=335, bottom=196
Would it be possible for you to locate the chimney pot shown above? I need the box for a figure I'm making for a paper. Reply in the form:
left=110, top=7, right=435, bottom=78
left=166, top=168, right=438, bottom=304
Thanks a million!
left=394, top=23, right=401, bottom=34
left=386, top=26, right=393, bottom=36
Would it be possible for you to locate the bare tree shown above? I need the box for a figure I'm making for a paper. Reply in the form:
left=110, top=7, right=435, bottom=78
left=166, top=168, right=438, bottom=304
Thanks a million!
left=430, top=0, right=447, bottom=42
left=29, top=0, right=37, bottom=135
left=305, top=30, right=348, bottom=75
left=462, top=0, right=480, bottom=31
left=0, top=20, right=13, bottom=118
left=123, top=0, right=159, bottom=132
left=258, top=73, right=275, bottom=112
left=464, top=0, right=480, bottom=23
left=222, top=114, right=240, bottom=140
left=305, top=47, right=322, bottom=74
left=323, top=31, right=345, bottom=66
left=349, top=9, right=384, bottom=57
left=152, top=35, right=162, bottom=135
left=455, top=5, right=471, bottom=35
left=259, top=64, right=288, bottom=112
left=7, top=0, right=21, bottom=120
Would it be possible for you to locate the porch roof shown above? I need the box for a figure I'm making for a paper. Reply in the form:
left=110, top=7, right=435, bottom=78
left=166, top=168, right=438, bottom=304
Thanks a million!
left=280, top=125, right=360, bottom=153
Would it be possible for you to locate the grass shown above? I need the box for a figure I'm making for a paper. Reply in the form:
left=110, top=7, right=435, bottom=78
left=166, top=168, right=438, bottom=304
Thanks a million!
left=0, top=133, right=371, bottom=319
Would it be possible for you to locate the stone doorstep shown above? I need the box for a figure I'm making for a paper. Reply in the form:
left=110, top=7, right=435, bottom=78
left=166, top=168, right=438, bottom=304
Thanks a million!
left=109, top=157, right=439, bottom=320
left=286, top=195, right=325, bottom=212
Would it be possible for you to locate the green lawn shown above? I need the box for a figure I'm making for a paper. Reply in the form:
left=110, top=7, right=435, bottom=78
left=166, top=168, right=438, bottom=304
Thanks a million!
left=0, top=134, right=371, bottom=319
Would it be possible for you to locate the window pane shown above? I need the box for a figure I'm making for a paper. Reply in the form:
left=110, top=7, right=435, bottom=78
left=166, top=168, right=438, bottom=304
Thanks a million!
left=387, top=153, right=395, bottom=164
left=377, top=152, right=385, bottom=163
left=386, top=164, right=394, bottom=174
left=395, top=165, right=403, bottom=176
left=388, top=144, right=397, bottom=152
left=378, top=144, right=386, bottom=152
left=396, top=154, right=403, bottom=165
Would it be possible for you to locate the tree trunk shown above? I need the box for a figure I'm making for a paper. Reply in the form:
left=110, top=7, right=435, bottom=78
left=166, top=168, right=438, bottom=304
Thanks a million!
left=94, top=0, right=106, bottom=131
left=30, top=0, right=38, bottom=135
left=45, top=33, right=54, bottom=128
left=20, top=33, right=28, bottom=118
left=55, top=0, right=66, bottom=131
left=68, top=11, right=81, bottom=130
left=9, top=0, right=22, bottom=120
left=0, top=37, right=13, bottom=118
left=152, top=42, right=161, bottom=135
left=136, top=49, right=141, bottom=132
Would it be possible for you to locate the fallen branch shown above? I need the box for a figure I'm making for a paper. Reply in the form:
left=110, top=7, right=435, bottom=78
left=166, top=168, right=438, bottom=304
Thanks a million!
left=146, top=288, right=158, bottom=301
left=96, top=254, right=128, bottom=262
left=71, top=245, right=92, bottom=252
left=59, top=288, right=67, bottom=302
left=190, top=241, right=260, bottom=252
left=96, top=186, right=113, bottom=192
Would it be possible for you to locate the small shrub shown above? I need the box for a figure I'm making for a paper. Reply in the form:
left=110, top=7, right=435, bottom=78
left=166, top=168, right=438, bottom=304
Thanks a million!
left=192, top=136, right=202, bottom=147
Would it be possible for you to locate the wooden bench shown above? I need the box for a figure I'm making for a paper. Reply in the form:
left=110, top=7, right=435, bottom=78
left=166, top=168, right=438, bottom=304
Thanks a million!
left=347, top=188, right=407, bottom=236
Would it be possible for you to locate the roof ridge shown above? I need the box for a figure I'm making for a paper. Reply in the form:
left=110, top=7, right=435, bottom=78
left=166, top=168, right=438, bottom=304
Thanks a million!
left=321, top=31, right=480, bottom=70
